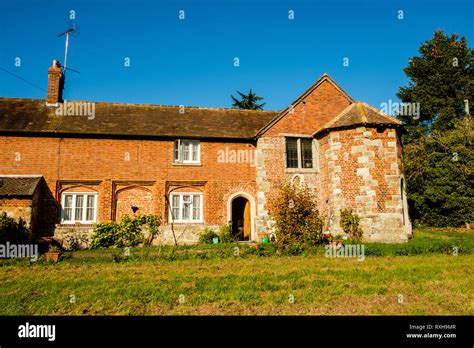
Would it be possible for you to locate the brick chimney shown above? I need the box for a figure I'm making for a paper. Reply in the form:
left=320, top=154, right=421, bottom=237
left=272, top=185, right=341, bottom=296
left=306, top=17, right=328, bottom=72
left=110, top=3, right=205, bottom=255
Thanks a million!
left=46, top=60, right=64, bottom=105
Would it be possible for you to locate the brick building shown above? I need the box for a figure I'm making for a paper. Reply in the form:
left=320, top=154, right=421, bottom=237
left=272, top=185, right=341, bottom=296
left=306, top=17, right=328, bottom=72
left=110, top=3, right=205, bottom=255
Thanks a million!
left=0, top=60, right=412, bottom=246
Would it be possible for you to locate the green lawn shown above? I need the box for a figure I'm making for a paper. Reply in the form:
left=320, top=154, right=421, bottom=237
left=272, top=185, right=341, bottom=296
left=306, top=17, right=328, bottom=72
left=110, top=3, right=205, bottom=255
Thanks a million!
left=0, top=228, right=473, bottom=315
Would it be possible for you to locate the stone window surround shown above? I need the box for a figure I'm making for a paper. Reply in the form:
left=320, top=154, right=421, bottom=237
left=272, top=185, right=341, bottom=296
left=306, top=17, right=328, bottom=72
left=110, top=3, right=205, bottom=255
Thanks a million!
left=281, top=133, right=319, bottom=174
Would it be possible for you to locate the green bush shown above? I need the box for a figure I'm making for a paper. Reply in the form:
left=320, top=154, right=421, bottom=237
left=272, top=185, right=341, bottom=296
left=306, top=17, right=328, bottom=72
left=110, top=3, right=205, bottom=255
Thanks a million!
left=218, top=224, right=235, bottom=244
left=0, top=212, right=29, bottom=244
left=252, top=243, right=277, bottom=256
left=91, top=214, right=161, bottom=249
left=270, top=183, right=323, bottom=251
left=340, top=209, right=363, bottom=242
left=198, top=228, right=219, bottom=244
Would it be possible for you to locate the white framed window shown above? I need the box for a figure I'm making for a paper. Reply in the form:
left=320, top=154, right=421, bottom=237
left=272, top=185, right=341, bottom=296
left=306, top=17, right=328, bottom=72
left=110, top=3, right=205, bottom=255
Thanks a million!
left=169, top=192, right=203, bottom=223
left=174, top=140, right=200, bottom=164
left=285, top=137, right=314, bottom=169
left=61, top=192, right=98, bottom=223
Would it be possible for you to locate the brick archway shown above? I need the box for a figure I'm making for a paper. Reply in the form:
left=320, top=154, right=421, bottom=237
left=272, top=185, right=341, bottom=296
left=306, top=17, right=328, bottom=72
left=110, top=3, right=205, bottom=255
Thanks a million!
left=115, top=186, right=153, bottom=221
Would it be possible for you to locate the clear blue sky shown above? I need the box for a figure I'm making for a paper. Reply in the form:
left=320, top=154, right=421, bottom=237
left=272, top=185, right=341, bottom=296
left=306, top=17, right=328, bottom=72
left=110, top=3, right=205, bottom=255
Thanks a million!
left=0, top=0, right=472, bottom=111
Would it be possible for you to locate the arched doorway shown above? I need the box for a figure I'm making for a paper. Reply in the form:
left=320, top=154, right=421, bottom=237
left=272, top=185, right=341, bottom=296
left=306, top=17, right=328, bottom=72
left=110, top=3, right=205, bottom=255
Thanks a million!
left=231, top=196, right=251, bottom=241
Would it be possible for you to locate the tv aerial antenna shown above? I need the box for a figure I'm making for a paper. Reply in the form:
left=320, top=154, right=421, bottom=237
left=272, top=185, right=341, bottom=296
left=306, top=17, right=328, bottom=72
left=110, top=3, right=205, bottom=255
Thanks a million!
left=57, top=24, right=80, bottom=77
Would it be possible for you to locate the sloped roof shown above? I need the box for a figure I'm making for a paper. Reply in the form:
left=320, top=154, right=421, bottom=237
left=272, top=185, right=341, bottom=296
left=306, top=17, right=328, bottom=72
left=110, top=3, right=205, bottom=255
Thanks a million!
left=256, top=73, right=355, bottom=137
left=314, top=101, right=401, bottom=135
left=0, top=176, right=42, bottom=197
left=0, top=98, right=277, bottom=140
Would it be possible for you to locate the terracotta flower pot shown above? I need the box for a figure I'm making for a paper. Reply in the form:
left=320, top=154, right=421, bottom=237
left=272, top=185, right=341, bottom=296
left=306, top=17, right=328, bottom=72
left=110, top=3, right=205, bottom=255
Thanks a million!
left=45, top=252, right=60, bottom=263
left=258, top=233, right=269, bottom=243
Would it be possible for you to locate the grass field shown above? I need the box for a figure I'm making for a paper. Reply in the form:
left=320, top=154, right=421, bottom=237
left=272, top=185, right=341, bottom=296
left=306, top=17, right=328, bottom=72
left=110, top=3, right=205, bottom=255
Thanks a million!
left=0, top=228, right=473, bottom=315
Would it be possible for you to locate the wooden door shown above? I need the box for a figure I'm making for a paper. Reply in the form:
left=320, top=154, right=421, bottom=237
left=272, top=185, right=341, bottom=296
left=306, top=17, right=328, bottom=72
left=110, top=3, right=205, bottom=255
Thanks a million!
left=243, top=200, right=251, bottom=240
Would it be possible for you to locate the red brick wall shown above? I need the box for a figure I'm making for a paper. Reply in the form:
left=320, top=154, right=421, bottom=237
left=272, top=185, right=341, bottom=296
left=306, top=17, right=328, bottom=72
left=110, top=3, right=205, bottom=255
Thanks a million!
left=255, top=78, right=352, bottom=233
left=116, top=186, right=153, bottom=221
left=264, top=79, right=352, bottom=136
left=0, top=136, right=258, bottom=233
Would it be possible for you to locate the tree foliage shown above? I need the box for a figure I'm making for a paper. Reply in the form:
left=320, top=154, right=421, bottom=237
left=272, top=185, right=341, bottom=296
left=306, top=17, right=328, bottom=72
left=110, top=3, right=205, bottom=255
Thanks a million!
left=339, top=209, right=363, bottom=242
left=403, top=117, right=473, bottom=227
left=271, top=183, right=323, bottom=251
left=231, top=89, right=266, bottom=110
left=398, top=31, right=474, bottom=227
left=0, top=212, right=29, bottom=244
left=397, top=30, right=473, bottom=138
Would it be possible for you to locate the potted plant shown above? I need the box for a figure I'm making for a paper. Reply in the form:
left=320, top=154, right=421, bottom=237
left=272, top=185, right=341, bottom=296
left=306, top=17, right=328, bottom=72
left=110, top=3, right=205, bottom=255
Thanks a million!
left=258, top=233, right=269, bottom=243
left=45, top=245, right=61, bottom=263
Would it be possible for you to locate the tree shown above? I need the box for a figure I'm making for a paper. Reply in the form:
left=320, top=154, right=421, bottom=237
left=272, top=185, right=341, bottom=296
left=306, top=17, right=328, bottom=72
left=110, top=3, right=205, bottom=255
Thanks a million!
left=397, top=30, right=473, bottom=140
left=231, top=89, right=265, bottom=110
left=398, top=31, right=474, bottom=228
left=403, top=117, right=473, bottom=227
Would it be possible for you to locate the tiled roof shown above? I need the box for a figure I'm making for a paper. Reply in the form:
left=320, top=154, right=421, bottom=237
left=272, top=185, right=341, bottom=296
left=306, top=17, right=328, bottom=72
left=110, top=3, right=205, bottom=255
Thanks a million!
left=0, top=176, right=42, bottom=197
left=314, top=102, right=401, bottom=135
left=0, top=98, right=278, bottom=140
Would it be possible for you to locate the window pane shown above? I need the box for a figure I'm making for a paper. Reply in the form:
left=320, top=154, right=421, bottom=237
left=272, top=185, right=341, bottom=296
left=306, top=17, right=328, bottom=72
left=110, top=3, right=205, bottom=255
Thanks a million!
left=173, top=140, right=180, bottom=162
left=64, top=195, right=73, bottom=221
left=182, top=141, right=190, bottom=161
left=192, top=195, right=201, bottom=220
left=64, top=195, right=73, bottom=208
left=182, top=195, right=191, bottom=220
left=75, top=195, right=84, bottom=221
left=171, top=195, right=180, bottom=220
left=301, top=138, right=313, bottom=168
left=86, top=195, right=95, bottom=221
left=286, top=138, right=298, bottom=168
left=183, top=203, right=190, bottom=220
left=192, top=143, right=198, bottom=162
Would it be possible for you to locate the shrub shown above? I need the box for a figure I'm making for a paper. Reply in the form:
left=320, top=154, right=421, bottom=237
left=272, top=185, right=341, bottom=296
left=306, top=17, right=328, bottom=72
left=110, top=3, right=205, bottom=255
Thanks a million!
left=218, top=224, right=235, bottom=244
left=47, top=245, right=61, bottom=253
left=0, top=212, right=29, bottom=244
left=62, top=234, right=83, bottom=251
left=271, top=183, right=323, bottom=251
left=254, top=243, right=277, bottom=256
left=340, top=209, right=363, bottom=242
left=198, top=228, right=219, bottom=244
left=91, top=214, right=161, bottom=249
